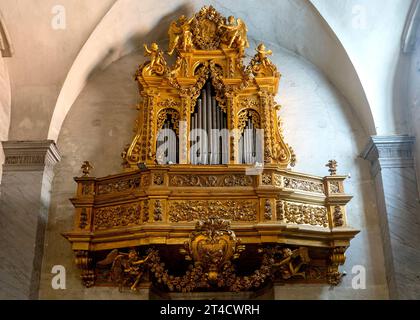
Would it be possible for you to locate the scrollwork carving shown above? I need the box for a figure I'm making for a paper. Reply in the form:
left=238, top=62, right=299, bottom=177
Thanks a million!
left=153, top=173, right=164, bottom=186
left=168, top=200, right=257, bottom=222
left=262, top=173, right=272, bottom=185
left=75, top=251, right=95, bottom=288
left=97, top=177, right=141, bottom=195
left=154, top=200, right=163, bottom=221
left=279, top=200, right=328, bottom=228
left=333, top=206, right=344, bottom=227
left=169, top=174, right=252, bottom=187
left=327, top=247, right=346, bottom=285
left=94, top=203, right=142, bottom=230
left=264, top=199, right=272, bottom=221
left=329, top=181, right=340, bottom=194
left=284, top=177, right=324, bottom=194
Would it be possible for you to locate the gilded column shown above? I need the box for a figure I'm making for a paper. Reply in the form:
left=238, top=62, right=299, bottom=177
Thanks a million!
left=145, top=91, right=159, bottom=165
left=259, top=90, right=273, bottom=163
left=180, top=94, right=191, bottom=164
left=226, top=93, right=237, bottom=164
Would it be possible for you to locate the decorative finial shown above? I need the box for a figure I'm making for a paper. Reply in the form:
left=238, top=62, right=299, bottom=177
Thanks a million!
left=81, top=161, right=93, bottom=177
left=326, top=160, right=338, bottom=176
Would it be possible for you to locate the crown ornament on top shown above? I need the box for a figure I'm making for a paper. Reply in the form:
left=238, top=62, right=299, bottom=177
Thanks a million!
left=137, top=6, right=279, bottom=81
left=168, top=6, right=249, bottom=54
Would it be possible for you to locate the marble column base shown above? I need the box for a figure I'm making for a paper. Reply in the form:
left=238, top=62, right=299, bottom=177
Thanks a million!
left=362, top=135, right=420, bottom=299
left=0, top=140, right=60, bottom=299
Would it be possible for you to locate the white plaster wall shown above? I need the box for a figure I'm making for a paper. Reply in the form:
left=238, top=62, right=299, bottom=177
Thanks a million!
left=311, top=0, right=412, bottom=134
left=39, top=43, right=389, bottom=299
left=408, top=23, right=420, bottom=196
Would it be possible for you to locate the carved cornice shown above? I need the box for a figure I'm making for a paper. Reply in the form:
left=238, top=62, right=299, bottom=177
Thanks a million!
left=361, top=135, right=415, bottom=176
left=2, top=140, right=61, bottom=172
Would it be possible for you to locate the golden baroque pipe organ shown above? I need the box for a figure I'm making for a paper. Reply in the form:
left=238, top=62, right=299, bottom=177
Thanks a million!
left=63, top=6, right=359, bottom=297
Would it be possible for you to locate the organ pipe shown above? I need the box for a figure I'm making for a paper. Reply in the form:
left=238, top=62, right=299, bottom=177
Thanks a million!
left=190, top=81, right=230, bottom=165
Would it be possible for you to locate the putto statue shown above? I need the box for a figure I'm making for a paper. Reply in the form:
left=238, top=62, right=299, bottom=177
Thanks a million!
left=220, top=16, right=249, bottom=56
left=98, top=249, right=152, bottom=291
left=166, top=6, right=250, bottom=55
left=143, top=42, right=167, bottom=76
left=168, top=15, right=194, bottom=55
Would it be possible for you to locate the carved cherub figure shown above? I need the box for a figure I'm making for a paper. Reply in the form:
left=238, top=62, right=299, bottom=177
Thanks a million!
left=168, top=15, right=194, bottom=55
left=98, top=248, right=152, bottom=291
left=143, top=42, right=166, bottom=75
left=220, top=16, right=249, bottom=56
left=256, top=43, right=273, bottom=68
left=246, top=43, right=276, bottom=76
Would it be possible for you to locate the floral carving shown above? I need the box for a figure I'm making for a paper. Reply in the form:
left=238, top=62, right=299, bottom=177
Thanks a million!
left=168, top=200, right=257, bottom=222
left=97, top=177, right=141, bottom=195
left=278, top=201, right=328, bottom=228
left=264, top=199, right=272, bottom=220
left=273, top=173, right=282, bottom=186
left=94, top=203, right=142, bottom=230
left=329, top=181, right=340, bottom=194
left=284, top=177, right=324, bottom=194
left=153, top=173, right=164, bottom=186
left=262, top=173, right=272, bottom=185
left=154, top=200, right=163, bottom=221
left=169, top=174, right=252, bottom=187
left=190, top=6, right=226, bottom=50
left=276, top=200, right=284, bottom=221
left=81, top=183, right=94, bottom=196
left=333, top=206, right=344, bottom=227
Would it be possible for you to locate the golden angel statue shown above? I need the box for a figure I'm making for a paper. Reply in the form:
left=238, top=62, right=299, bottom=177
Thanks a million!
left=220, top=16, right=249, bottom=56
left=256, top=43, right=273, bottom=68
left=97, top=248, right=152, bottom=291
left=143, top=42, right=166, bottom=76
left=168, top=15, right=194, bottom=55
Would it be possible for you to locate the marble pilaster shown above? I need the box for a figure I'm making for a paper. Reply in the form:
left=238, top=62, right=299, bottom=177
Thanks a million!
left=0, top=140, right=60, bottom=299
left=362, top=135, right=420, bottom=299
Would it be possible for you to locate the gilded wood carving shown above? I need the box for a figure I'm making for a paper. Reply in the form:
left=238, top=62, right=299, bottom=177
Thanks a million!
left=63, top=6, right=360, bottom=296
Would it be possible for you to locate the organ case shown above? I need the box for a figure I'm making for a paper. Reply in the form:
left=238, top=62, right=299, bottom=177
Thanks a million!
left=63, top=6, right=359, bottom=296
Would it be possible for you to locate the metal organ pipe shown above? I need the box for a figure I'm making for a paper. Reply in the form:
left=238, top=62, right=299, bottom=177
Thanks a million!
left=189, top=81, right=231, bottom=165
left=198, top=97, right=203, bottom=164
